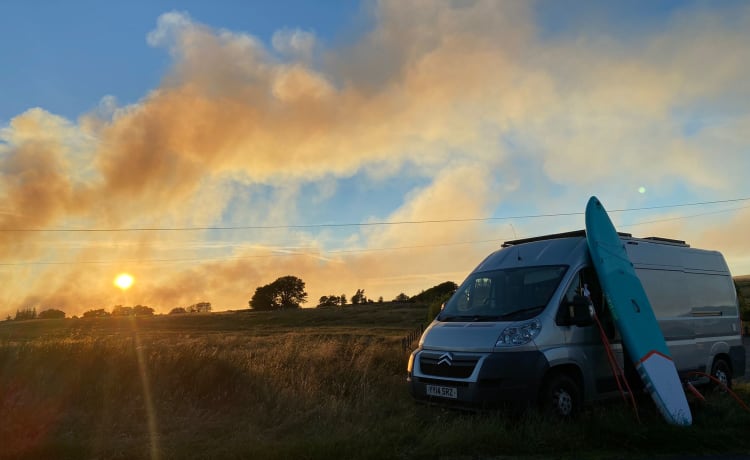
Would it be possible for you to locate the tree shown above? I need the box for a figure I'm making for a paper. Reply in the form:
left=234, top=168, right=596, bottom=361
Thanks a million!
left=111, top=305, right=134, bottom=316
left=188, top=302, right=212, bottom=313
left=275, top=276, right=308, bottom=308
left=394, top=293, right=410, bottom=303
left=83, top=308, right=110, bottom=318
left=339, top=294, right=347, bottom=306
left=318, top=296, right=332, bottom=308
left=133, top=305, right=154, bottom=316
left=38, top=308, right=65, bottom=319
left=351, top=289, right=365, bottom=305
left=169, top=307, right=187, bottom=315
left=250, top=276, right=308, bottom=310
left=14, top=308, right=37, bottom=321
left=317, top=295, right=341, bottom=308
left=250, top=284, right=276, bottom=310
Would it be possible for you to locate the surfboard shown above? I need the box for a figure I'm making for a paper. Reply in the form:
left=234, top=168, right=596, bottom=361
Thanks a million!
left=585, top=196, right=691, bottom=426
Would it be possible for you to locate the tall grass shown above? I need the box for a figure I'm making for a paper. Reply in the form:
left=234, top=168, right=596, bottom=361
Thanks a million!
left=2, top=307, right=750, bottom=459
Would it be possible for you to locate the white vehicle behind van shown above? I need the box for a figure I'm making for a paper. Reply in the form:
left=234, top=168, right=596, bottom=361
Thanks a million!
left=407, top=230, right=746, bottom=416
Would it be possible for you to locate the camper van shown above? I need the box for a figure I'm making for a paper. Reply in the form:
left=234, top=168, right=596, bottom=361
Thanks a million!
left=407, top=230, right=745, bottom=416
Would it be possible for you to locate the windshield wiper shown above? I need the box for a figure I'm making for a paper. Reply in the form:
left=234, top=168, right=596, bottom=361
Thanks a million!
left=439, top=314, right=510, bottom=322
left=438, top=314, right=482, bottom=322
left=499, top=305, right=546, bottom=320
left=439, top=306, right=545, bottom=322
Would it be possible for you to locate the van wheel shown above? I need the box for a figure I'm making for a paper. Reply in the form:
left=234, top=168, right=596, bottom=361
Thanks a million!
left=540, top=374, right=581, bottom=418
left=710, top=358, right=732, bottom=391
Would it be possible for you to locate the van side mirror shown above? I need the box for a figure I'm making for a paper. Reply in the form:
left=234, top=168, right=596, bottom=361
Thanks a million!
left=569, top=295, right=593, bottom=327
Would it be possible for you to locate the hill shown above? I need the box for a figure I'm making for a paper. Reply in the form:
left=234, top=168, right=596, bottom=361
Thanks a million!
left=735, top=275, right=750, bottom=290
left=410, top=281, right=458, bottom=304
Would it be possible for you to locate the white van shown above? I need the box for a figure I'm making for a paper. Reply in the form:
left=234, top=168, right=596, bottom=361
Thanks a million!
left=407, top=230, right=746, bottom=415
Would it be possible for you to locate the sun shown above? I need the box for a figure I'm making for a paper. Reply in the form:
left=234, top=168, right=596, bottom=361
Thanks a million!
left=114, top=273, right=134, bottom=290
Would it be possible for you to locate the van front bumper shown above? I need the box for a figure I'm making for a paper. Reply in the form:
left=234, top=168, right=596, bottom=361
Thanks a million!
left=408, top=349, right=550, bottom=407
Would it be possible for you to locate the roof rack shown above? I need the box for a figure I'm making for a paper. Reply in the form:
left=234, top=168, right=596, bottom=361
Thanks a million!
left=501, top=230, right=633, bottom=247
left=501, top=230, right=688, bottom=248
left=642, top=236, right=689, bottom=247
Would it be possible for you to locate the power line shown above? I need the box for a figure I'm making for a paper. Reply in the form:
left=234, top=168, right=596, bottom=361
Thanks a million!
left=620, top=204, right=750, bottom=228
left=2, top=196, right=749, bottom=233
left=0, top=238, right=508, bottom=267
left=1, top=200, right=748, bottom=268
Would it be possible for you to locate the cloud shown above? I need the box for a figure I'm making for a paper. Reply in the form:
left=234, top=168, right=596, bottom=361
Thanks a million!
left=272, top=28, right=317, bottom=61
left=146, top=10, right=193, bottom=49
left=2, top=1, right=750, bottom=317
left=0, top=109, right=95, bottom=256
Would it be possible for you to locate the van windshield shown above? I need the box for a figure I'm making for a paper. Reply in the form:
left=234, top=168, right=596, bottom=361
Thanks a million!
left=438, top=266, right=568, bottom=322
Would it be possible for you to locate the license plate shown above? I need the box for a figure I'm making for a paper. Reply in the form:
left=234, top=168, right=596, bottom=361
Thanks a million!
left=426, top=384, right=457, bottom=399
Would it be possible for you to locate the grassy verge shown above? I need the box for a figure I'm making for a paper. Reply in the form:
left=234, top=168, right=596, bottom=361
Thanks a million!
left=1, top=306, right=749, bottom=459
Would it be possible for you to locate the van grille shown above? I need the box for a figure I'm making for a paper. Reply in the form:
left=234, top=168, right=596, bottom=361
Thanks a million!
left=419, top=353, right=479, bottom=378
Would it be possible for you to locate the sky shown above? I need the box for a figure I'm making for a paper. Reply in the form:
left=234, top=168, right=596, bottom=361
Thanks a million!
left=1, top=0, right=750, bottom=317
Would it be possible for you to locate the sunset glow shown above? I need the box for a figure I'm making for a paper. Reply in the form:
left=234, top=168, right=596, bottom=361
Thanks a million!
left=114, top=273, right=135, bottom=291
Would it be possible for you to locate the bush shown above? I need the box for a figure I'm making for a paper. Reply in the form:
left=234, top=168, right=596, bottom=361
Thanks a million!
left=133, top=305, right=154, bottom=316
left=38, top=309, right=65, bottom=319
left=111, top=305, right=134, bottom=316
left=82, top=308, right=110, bottom=318
left=427, top=300, right=444, bottom=323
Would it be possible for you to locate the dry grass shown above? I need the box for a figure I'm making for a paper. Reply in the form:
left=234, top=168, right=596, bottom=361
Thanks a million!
left=2, top=305, right=750, bottom=460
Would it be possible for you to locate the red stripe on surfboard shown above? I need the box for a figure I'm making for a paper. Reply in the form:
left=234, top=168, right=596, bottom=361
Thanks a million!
left=638, top=350, right=673, bottom=365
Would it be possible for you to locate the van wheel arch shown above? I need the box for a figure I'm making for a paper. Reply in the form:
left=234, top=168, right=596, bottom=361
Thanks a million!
left=539, top=366, right=584, bottom=418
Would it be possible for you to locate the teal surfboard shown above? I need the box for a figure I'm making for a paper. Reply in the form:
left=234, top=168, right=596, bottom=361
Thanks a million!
left=585, top=196, right=691, bottom=425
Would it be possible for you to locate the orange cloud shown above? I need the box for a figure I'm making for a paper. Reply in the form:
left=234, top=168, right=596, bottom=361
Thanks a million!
left=2, top=1, right=750, bottom=318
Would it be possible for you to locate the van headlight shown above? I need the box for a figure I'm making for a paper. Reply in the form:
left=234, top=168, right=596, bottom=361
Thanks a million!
left=496, top=319, right=542, bottom=347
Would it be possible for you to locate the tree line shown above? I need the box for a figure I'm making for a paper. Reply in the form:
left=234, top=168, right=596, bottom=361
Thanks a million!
left=248, top=275, right=457, bottom=311
left=169, top=302, right=213, bottom=315
left=6, top=307, right=66, bottom=321
left=5, top=301, right=213, bottom=321
left=4, top=277, right=459, bottom=320
left=69, top=305, right=157, bottom=318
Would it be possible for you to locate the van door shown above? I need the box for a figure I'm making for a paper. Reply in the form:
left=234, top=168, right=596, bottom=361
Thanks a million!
left=558, top=267, right=624, bottom=398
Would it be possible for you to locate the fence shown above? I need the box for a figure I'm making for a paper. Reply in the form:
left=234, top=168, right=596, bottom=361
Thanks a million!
left=401, top=323, right=424, bottom=351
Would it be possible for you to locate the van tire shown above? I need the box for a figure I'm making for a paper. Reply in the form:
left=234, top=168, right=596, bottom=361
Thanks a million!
left=710, top=357, right=732, bottom=391
left=540, top=373, right=581, bottom=418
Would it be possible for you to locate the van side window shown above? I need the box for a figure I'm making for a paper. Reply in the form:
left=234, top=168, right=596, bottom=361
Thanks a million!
left=637, top=269, right=738, bottom=318
left=561, top=267, right=602, bottom=310
left=558, top=267, right=614, bottom=337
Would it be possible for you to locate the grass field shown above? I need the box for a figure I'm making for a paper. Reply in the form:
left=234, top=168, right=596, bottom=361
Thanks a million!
left=2, top=304, right=750, bottom=460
